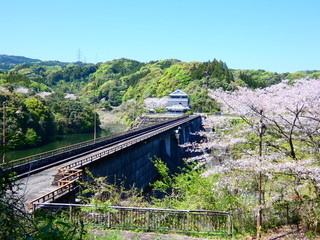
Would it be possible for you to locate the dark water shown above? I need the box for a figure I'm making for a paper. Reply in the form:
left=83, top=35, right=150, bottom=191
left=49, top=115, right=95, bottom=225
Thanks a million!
left=5, top=130, right=111, bottom=161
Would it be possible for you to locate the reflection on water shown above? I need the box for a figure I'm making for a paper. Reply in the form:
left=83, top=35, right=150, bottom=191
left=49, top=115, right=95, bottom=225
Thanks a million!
left=6, top=130, right=111, bottom=161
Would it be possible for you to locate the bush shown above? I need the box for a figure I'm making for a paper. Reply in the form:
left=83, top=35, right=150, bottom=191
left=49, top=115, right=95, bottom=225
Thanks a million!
left=300, top=200, right=320, bottom=233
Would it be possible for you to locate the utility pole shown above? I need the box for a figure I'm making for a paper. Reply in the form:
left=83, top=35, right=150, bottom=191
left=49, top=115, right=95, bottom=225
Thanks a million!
left=2, top=102, right=6, bottom=163
left=94, top=103, right=97, bottom=144
left=77, top=49, right=81, bottom=62
left=257, top=111, right=265, bottom=240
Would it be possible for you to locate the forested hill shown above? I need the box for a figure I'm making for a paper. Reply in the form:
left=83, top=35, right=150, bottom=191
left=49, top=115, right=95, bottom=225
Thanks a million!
left=0, top=55, right=41, bottom=70
left=1, top=54, right=320, bottom=112
left=0, top=54, right=320, bottom=150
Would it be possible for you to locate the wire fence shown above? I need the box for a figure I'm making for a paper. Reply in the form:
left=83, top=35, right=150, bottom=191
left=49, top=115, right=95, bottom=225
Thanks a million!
left=33, top=203, right=232, bottom=236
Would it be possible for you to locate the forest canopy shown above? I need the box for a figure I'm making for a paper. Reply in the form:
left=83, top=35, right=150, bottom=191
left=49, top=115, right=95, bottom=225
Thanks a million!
left=0, top=54, right=319, bottom=151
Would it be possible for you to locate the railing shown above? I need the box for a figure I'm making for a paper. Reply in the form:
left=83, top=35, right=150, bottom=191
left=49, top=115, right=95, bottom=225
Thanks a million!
left=27, top=182, right=77, bottom=211
left=1, top=115, right=190, bottom=169
left=53, top=168, right=83, bottom=186
left=27, top=169, right=83, bottom=211
left=32, top=203, right=232, bottom=236
left=0, top=131, right=130, bottom=169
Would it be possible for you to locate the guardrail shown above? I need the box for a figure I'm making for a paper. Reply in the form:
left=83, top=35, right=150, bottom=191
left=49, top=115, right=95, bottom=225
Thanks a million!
left=27, top=181, right=77, bottom=211
left=1, top=115, right=190, bottom=169
left=27, top=169, right=83, bottom=211
left=32, top=203, right=232, bottom=236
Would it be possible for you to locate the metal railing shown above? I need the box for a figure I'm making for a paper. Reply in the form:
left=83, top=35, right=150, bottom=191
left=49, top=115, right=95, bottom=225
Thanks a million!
left=1, top=115, right=190, bottom=169
left=27, top=169, right=83, bottom=210
left=32, top=203, right=232, bottom=236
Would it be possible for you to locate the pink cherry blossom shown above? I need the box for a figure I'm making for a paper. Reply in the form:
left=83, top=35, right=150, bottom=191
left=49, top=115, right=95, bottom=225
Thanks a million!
left=185, top=78, right=320, bottom=222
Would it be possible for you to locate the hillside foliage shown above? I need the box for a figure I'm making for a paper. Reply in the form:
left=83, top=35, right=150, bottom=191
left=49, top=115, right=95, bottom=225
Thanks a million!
left=1, top=55, right=320, bottom=238
left=0, top=54, right=319, bottom=153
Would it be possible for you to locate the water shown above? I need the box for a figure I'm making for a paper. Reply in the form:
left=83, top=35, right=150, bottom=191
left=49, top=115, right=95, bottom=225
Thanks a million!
left=5, top=130, right=112, bottom=161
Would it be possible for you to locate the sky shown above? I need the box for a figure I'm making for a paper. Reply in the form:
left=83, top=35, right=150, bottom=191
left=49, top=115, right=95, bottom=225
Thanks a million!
left=0, top=0, right=319, bottom=73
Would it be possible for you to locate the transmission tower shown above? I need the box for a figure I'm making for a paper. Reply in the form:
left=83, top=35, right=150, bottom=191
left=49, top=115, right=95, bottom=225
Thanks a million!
left=77, top=49, right=81, bottom=62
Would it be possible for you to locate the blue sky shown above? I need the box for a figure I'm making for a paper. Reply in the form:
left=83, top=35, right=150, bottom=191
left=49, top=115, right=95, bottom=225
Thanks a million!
left=1, top=0, right=319, bottom=73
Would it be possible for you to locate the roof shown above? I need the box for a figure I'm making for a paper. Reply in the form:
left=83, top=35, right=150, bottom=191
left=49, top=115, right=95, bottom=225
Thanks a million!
left=168, top=89, right=188, bottom=97
left=166, top=104, right=190, bottom=111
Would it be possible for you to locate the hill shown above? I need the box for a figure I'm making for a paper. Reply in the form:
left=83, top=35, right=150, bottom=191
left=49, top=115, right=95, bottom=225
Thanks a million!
left=0, top=54, right=41, bottom=70
left=0, top=54, right=320, bottom=151
left=0, top=54, right=73, bottom=71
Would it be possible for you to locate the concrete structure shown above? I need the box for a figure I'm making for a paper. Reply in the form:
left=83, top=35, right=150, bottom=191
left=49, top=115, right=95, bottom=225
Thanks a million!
left=166, top=89, right=190, bottom=114
left=16, top=116, right=203, bottom=207
left=88, top=118, right=200, bottom=189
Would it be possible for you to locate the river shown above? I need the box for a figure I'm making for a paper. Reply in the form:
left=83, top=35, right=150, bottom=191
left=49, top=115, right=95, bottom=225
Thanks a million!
left=5, top=130, right=111, bottom=162
left=3, top=110, right=128, bottom=163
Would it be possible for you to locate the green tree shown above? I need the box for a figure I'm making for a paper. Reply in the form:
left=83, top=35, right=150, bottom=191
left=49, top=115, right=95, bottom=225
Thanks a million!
left=0, top=168, right=89, bottom=239
left=151, top=158, right=241, bottom=211
left=25, top=96, right=55, bottom=142
left=24, top=128, right=41, bottom=146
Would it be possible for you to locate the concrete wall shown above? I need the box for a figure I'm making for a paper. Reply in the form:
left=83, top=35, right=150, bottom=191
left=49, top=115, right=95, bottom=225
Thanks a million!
left=86, top=116, right=203, bottom=189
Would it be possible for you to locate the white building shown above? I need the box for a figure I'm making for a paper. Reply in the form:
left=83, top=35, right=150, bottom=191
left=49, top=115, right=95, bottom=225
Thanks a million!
left=166, top=89, right=190, bottom=114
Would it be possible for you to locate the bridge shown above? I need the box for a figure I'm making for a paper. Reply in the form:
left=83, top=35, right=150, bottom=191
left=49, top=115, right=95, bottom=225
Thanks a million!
left=1, top=115, right=202, bottom=210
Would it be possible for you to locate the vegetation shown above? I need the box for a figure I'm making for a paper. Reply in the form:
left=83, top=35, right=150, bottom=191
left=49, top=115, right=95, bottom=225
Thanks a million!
left=206, top=78, right=320, bottom=238
left=0, top=89, right=98, bottom=153
left=233, top=69, right=283, bottom=88
left=0, top=167, right=90, bottom=239
left=1, top=54, right=319, bottom=157
left=1, top=54, right=320, bottom=238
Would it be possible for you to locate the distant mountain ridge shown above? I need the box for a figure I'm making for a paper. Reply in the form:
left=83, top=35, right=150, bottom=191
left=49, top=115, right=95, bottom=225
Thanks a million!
left=0, top=54, right=41, bottom=70
left=0, top=54, right=72, bottom=70
left=0, top=54, right=41, bottom=63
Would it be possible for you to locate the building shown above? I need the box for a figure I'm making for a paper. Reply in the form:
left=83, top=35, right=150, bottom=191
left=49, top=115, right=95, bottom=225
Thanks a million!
left=166, top=89, right=190, bottom=114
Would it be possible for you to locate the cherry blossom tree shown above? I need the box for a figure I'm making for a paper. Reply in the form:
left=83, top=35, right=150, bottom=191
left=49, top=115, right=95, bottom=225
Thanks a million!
left=208, top=78, right=320, bottom=185
left=209, top=78, right=320, bottom=161
left=189, top=78, right=320, bottom=238
left=144, top=97, right=168, bottom=110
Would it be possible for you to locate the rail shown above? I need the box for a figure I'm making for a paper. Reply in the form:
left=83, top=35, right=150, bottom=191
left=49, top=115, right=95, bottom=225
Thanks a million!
left=32, top=203, right=233, bottom=236
left=1, top=115, right=189, bottom=169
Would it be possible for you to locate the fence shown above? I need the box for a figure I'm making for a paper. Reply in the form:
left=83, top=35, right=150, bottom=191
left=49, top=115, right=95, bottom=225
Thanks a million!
left=33, top=203, right=232, bottom=236
left=231, top=201, right=305, bottom=234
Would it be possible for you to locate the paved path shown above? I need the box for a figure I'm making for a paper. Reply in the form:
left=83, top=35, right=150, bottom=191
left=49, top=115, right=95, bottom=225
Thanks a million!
left=17, top=161, right=67, bottom=208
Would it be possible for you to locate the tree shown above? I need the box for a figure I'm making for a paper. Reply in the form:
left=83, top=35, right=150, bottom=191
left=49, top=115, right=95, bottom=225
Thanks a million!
left=193, top=78, right=320, bottom=238
left=189, top=60, right=234, bottom=90
left=209, top=78, right=320, bottom=162
left=0, top=169, right=35, bottom=238
left=25, top=96, right=54, bottom=142
left=0, top=168, right=88, bottom=239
